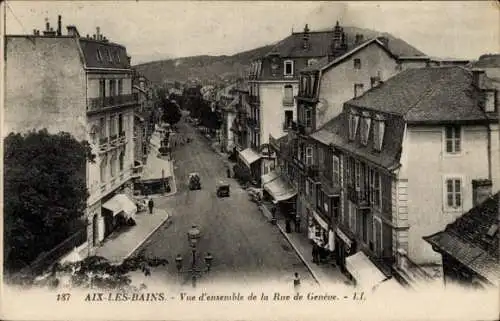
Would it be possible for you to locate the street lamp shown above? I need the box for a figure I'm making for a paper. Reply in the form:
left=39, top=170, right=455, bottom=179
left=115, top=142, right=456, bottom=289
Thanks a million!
left=175, top=225, right=213, bottom=288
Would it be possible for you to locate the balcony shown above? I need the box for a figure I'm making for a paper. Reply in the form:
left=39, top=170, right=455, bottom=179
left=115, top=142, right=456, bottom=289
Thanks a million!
left=347, top=185, right=370, bottom=208
left=87, top=93, right=139, bottom=113
left=282, top=98, right=294, bottom=107
left=98, top=137, right=109, bottom=153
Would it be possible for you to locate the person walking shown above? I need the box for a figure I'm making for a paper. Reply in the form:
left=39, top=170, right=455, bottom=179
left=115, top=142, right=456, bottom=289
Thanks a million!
left=293, top=272, right=301, bottom=291
left=312, top=242, right=319, bottom=264
left=148, top=198, right=154, bottom=214
left=294, top=213, right=301, bottom=233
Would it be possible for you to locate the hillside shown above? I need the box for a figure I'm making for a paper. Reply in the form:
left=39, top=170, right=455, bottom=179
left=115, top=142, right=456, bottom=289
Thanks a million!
left=133, top=26, right=425, bottom=86
left=133, top=44, right=275, bottom=85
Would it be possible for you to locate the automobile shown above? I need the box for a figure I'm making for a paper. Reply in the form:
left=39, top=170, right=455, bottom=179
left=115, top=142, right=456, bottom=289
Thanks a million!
left=188, top=172, right=201, bottom=190
left=216, top=181, right=230, bottom=197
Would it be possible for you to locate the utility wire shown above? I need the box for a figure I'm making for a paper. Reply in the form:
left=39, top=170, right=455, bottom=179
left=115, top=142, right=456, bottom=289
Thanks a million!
left=6, top=1, right=30, bottom=35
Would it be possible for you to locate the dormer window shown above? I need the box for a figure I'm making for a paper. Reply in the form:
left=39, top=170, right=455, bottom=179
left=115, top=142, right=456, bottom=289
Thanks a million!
left=96, top=49, right=103, bottom=62
left=115, top=52, right=121, bottom=63
left=307, top=58, right=318, bottom=66
left=348, top=109, right=360, bottom=141
left=360, top=111, right=371, bottom=146
left=284, top=60, right=294, bottom=76
left=373, top=114, right=386, bottom=151
left=106, top=49, right=113, bottom=62
left=309, top=74, right=316, bottom=96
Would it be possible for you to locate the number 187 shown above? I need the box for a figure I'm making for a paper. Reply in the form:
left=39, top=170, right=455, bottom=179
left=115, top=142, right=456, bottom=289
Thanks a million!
left=57, top=293, right=71, bottom=301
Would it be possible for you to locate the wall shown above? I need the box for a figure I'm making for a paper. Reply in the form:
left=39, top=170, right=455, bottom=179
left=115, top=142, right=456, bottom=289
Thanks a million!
left=399, top=125, right=492, bottom=264
left=226, top=111, right=236, bottom=150
left=399, top=60, right=428, bottom=71
left=317, top=42, right=399, bottom=129
left=259, top=81, right=298, bottom=146
left=5, top=37, right=87, bottom=140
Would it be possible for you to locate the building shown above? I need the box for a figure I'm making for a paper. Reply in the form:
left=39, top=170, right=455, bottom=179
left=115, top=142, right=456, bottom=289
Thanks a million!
left=5, top=17, right=139, bottom=255
left=238, top=21, right=425, bottom=186
left=308, top=66, right=499, bottom=288
left=217, top=83, right=240, bottom=153
left=468, top=54, right=500, bottom=78
left=424, top=192, right=499, bottom=288
left=132, top=72, right=155, bottom=172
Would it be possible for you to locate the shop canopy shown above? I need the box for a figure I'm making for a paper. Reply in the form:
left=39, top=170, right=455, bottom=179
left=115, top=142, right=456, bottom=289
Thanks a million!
left=262, top=174, right=297, bottom=203
left=345, top=251, right=389, bottom=291
left=141, top=152, right=172, bottom=181
left=261, top=170, right=279, bottom=186
left=238, top=148, right=261, bottom=168
left=102, top=194, right=137, bottom=218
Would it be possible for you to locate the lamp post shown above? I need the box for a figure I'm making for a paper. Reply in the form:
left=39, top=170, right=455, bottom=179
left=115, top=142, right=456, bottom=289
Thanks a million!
left=175, top=225, right=213, bottom=288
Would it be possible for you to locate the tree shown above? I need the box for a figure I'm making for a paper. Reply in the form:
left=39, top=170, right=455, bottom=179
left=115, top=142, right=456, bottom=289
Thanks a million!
left=4, top=129, right=94, bottom=273
left=161, top=99, right=182, bottom=125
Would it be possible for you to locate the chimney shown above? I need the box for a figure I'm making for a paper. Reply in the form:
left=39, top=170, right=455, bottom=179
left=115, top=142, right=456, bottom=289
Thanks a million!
left=378, top=36, right=389, bottom=47
left=45, top=18, right=50, bottom=31
left=303, top=24, right=310, bottom=49
left=472, top=179, right=492, bottom=207
left=355, top=33, right=364, bottom=45
left=96, top=26, right=100, bottom=40
left=66, top=25, right=80, bottom=37
left=33, top=29, right=37, bottom=35
left=57, top=15, right=62, bottom=36
left=472, top=68, right=486, bottom=89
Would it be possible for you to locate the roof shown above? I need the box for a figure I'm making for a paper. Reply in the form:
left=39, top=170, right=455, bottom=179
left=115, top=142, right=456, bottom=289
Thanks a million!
left=301, top=38, right=395, bottom=73
left=424, top=193, right=499, bottom=285
left=310, top=111, right=405, bottom=170
left=469, top=54, right=500, bottom=68
left=265, top=27, right=425, bottom=59
left=78, top=38, right=131, bottom=69
left=346, top=66, right=491, bottom=124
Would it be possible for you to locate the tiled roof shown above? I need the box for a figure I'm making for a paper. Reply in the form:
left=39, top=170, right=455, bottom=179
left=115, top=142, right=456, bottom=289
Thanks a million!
left=265, top=27, right=425, bottom=59
left=424, top=193, right=499, bottom=285
left=78, top=39, right=131, bottom=69
left=346, top=66, right=490, bottom=124
left=310, top=111, right=405, bottom=169
left=470, top=54, right=500, bottom=68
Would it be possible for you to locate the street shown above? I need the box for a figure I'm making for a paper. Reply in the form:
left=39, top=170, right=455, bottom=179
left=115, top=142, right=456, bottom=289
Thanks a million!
left=133, top=116, right=314, bottom=288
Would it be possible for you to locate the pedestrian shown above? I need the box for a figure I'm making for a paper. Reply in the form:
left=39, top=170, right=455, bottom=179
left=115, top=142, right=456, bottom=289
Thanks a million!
left=312, top=242, right=319, bottom=264
left=294, top=213, right=301, bottom=233
left=293, top=272, right=301, bottom=291
left=226, top=167, right=231, bottom=178
left=148, top=198, right=154, bottom=214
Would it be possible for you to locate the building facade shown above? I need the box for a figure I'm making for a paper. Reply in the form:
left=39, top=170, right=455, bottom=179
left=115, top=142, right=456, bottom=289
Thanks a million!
left=5, top=17, right=138, bottom=255
left=308, top=66, right=499, bottom=288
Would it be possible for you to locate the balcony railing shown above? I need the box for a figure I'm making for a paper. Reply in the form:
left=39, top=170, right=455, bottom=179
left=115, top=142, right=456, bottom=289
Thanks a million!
left=87, top=93, right=139, bottom=112
left=282, top=98, right=294, bottom=107
left=347, top=185, right=370, bottom=208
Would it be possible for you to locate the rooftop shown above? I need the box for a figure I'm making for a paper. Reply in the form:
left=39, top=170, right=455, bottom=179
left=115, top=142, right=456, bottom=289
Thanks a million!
left=424, top=193, right=499, bottom=286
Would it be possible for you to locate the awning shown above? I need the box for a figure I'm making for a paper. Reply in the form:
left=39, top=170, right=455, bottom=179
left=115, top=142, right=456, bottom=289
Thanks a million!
left=263, top=176, right=297, bottom=202
left=141, top=151, right=172, bottom=181
left=261, top=171, right=279, bottom=186
left=238, top=148, right=261, bottom=168
left=311, top=210, right=329, bottom=230
left=102, top=194, right=137, bottom=218
left=345, top=251, right=388, bottom=290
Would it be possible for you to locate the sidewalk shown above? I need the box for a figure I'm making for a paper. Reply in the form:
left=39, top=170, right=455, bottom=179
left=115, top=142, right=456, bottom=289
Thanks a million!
left=95, top=208, right=171, bottom=263
left=258, top=203, right=351, bottom=287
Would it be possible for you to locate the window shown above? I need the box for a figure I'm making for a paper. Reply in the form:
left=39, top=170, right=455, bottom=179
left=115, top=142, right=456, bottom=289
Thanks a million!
left=445, top=178, right=462, bottom=209
left=110, top=154, right=117, bottom=178
left=373, top=217, right=383, bottom=254
left=109, top=115, right=117, bottom=137
left=99, top=79, right=106, bottom=98
left=284, top=85, right=293, bottom=104
left=308, top=75, right=315, bottom=95
left=349, top=201, right=357, bottom=233
left=348, top=110, right=360, bottom=141
left=284, top=110, right=293, bottom=128
left=445, top=126, right=461, bottom=154
left=361, top=210, right=368, bottom=243
left=96, top=49, right=103, bottom=62
left=373, top=116, right=386, bottom=151
left=305, top=146, right=313, bottom=166
left=284, top=60, right=294, bottom=76
left=99, top=117, right=106, bottom=138
left=106, top=49, right=113, bottom=62
left=307, top=58, right=318, bottom=66
left=371, top=170, right=381, bottom=208
left=301, top=76, right=307, bottom=95
left=119, top=152, right=124, bottom=171
left=109, top=79, right=116, bottom=97
left=100, top=159, right=106, bottom=183
left=354, top=83, right=364, bottom=98
left=354, top=58, right=361, bottom=69
left=306, top=180, right=310, bottom=196
left=355, top=160, right=361, bottom=189
left=360, top=112, right=371, bottom=145
left=115, top=52, right=121, bottom=63
left=305, top=109, right=312, bottom=128
left=118, top=79, right=123, bottom=95
left=118, top=114, right=123, bottom=134
left=333, top=155, right=340, bottom=183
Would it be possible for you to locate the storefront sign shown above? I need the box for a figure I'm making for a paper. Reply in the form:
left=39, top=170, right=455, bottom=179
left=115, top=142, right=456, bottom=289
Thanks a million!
left=312, top=210, right=328, bottom=230
left=336, top=227, right=353, bottom=248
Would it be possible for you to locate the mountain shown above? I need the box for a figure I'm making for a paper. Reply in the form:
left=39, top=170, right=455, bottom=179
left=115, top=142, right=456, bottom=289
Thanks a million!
left=133, top=26, right=425, bottom=86
left=133, top=44, right=275, bottom=86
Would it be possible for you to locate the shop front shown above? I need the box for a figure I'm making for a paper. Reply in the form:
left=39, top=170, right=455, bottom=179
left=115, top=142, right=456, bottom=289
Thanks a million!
left=101, top=193, right=138, bottom=238
left=261, top=171, right=297, bottom=227
left=307, top=209, right=335, bottom=264
left=335, top=226, right=356, bottom=275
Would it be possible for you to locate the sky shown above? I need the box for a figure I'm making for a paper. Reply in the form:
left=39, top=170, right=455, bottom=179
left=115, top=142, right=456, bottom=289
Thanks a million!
left=5, top=1, right=499, bottom=64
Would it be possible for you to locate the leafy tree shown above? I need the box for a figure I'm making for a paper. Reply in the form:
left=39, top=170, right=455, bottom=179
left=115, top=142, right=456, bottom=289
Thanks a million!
left=35, top=255, right=168, bottom=290
left=161, top=99, right=182, bottom=125
left=4, top=129, right=94, bottom=273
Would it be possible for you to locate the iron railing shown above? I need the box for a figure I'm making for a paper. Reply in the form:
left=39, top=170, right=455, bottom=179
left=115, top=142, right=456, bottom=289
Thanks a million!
left=87, top=93, right=138, bottom=112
